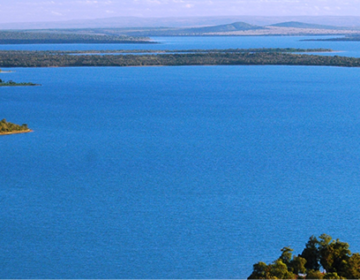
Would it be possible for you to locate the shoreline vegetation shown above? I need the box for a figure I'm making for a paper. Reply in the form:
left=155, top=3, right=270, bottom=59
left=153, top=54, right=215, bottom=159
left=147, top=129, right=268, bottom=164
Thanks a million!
left=64, top=47, right=334, bottom=54
left=304, top=35, right=360, bottom=41
left=0, top=31, right=154, bottom=44
left=0, top=79, right=39, bottom=87
left=0, top=119, right=32, bottom=136
left=0, top=71, right=39, bottom=86
left=1, top=48, right=360, bottom=68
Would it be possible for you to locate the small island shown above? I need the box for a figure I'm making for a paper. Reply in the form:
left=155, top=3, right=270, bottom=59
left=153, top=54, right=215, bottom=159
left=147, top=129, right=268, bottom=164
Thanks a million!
left=0, top=78, right=39, bottom=87
left=0, top=119, right=32, bottom=135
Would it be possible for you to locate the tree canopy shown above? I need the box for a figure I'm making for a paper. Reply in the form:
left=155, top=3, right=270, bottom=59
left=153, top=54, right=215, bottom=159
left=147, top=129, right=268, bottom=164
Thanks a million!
left=248, top=234, right=360, bottom=279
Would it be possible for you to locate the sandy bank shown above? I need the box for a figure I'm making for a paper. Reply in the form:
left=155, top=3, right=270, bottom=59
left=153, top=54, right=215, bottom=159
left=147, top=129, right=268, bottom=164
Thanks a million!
left=0, top=129, right=33, bottom=136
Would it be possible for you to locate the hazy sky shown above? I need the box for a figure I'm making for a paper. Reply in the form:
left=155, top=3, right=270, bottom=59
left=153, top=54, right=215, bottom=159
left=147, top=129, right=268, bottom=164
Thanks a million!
left=1, top=0, right=360, bottom=23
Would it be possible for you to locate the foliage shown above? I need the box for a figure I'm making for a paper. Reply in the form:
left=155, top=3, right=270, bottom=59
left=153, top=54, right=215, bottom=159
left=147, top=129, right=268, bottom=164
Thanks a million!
left=318, top=234, right=352, bottom=276
left=0, top=119, right=29, bottom=133
left=248, top=234, right=360, bottom=279
left=0, top=30, right=151, bottom=44
left=301, top=235, right=321, bottom=271
left=306, top=269, right=324, bottom=279
left=0, top=49, right=359, bottom=68
left=0, top=79, right=37, bottom=86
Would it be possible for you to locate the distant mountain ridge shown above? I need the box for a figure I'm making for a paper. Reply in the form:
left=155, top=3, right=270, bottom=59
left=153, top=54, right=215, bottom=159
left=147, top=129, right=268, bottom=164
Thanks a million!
left=124, top=21, right=264, bottom=36
left=2, top=16, right=360, bottom=30
left=181, top=22, right=264, bottom=33
left=1, top=19, right=360, bottom=39
left=271, top=21, right=349, bottom=30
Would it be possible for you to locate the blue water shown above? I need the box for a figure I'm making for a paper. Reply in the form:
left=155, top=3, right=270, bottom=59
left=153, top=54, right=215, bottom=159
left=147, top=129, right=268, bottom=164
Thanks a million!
left=1, top=37, right=360, bottom=278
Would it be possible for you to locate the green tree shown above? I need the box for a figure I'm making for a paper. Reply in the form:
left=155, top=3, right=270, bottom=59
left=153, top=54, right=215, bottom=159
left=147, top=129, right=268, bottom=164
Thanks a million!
left=269, top=259, right=295, bottom=279
left=318, top=234, right=351, bottom=274
left=301, top=235, right=320, bottom=271
left=290, top=255, right=307, bottom=275
left=248, top=262, right=269, bottom=279
left=319, top=234, right=335, bottom=272
left=341, top=253, right=360, bottom=279
left=279, top=247, right=293, bottom=267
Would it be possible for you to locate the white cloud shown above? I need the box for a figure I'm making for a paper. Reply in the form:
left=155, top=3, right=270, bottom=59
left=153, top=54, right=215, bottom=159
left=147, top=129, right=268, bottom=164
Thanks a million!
left=51, top=10, right=62, bottom=16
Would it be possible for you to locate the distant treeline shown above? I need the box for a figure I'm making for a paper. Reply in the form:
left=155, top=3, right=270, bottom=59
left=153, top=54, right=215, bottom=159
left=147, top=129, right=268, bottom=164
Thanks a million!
left=0, top=78, right=38, bottom=86
left=63, top=48, right=333, bottom=54
left=119, top=21, right=265, bottom=36
left=0, top=31, right=153, bottom=44
left=305, top=35, right=360, bottom=42
left=0, top=119, right=29, bottom=134
left=0, top=49, right=360, bottom=68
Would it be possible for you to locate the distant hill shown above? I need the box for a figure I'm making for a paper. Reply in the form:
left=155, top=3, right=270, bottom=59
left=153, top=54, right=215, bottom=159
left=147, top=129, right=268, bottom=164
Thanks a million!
left=180, top=22, right=264, bottom=33
left=1, top=19, right=359, bottom=41
left=123, top=22, right=264, bottom=36
left=271, top=21, right=347, bottom=30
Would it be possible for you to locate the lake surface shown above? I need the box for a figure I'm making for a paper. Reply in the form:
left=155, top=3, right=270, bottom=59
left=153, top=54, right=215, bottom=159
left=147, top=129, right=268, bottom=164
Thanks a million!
left=1, top=37, right=360, bottom=278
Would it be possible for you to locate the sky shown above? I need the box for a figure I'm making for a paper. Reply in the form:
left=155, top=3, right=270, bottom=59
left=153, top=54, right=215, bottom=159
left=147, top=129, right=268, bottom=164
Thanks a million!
left=1, top=0, right=360, bottom=23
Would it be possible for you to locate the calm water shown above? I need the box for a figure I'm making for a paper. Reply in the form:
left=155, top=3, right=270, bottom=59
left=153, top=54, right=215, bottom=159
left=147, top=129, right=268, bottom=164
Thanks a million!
left=1, top=37, right=360, bottom=278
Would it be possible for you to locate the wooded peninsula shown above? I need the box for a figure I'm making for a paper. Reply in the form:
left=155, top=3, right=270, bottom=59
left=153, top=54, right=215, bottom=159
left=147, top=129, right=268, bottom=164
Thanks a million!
left=0, top=78, right=38, bottom=87
left=1, top=48, right=359, bottom=68
left=0, top=30, right=153, bottom=44
left=0, top=119, right=31, bottom=135
left=304, top=35, right=360, bottom=42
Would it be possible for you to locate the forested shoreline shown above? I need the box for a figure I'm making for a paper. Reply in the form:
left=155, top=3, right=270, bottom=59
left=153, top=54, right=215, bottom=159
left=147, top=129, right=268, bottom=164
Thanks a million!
left=0, top=119, right=31, bottom=135
left=305, top=36, right=360, bottom=42
left=0, top=31, right=153, bottom=44
left=63, top=47, right=333, bottom=54
left=0, top=78, right=38, bottom=87
left=0, top=48, right=359, bottom=68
